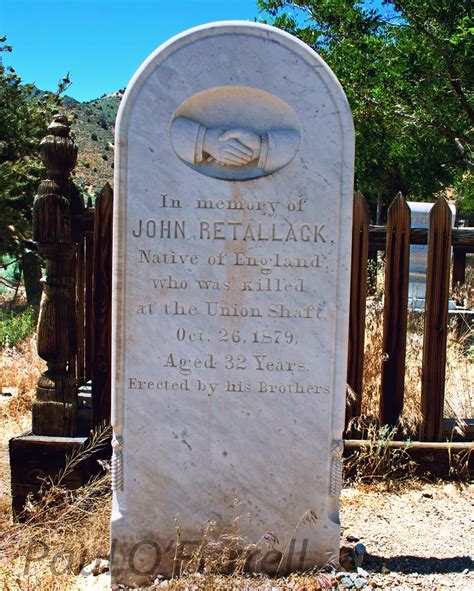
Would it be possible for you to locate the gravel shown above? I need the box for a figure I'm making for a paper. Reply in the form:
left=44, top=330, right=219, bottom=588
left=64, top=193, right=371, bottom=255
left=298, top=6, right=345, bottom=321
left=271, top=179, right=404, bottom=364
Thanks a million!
left=76, top=482, right=474, bottom=590
left=340, top=482, right=474, bottom=590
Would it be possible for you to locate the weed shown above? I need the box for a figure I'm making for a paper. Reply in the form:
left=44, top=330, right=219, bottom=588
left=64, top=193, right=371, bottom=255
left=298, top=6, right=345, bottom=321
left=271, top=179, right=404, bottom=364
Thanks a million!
left=0, top=426, right=112, bottom=590
left=0, top=336, right=43, bottom=432
left=0, top=307, right=37, bottom=349
left=360, top=260, right=473, bottom=437
left=344, top=424, right=418, bottom=484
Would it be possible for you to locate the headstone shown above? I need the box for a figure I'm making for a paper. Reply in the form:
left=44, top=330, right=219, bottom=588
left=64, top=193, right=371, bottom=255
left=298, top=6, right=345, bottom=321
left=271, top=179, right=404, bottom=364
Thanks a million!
left=111, top=21, right=354, bottom=586
left=407, top=201, right=456, bottom=309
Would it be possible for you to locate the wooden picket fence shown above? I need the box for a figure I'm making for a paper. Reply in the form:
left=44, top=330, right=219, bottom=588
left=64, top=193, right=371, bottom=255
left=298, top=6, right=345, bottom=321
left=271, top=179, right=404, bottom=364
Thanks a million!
left=74, top=183, right=113, bottom=427
left=73, top=187, right=474, bottom=444
left=347, top=192, right=474, bottom=443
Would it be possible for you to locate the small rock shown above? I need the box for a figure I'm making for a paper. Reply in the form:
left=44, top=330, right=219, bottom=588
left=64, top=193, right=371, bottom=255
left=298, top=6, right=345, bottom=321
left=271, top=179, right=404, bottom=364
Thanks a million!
left=79, top=558, right=109, bottom=577
left=381, top=566, right=390, bottom=574
left=353, top=543, right=366, bottom=567
left=340, top=545, right=355, bottom=570
left=340, top=576, right=354, bottom=588
left=463, top=568, right=469, bottom=574
left=336, top=572, right=350, bottom=580
left=347, top=534, right=360, bottom=542
left=350, top=572, right=358, bottom=581
left=354, top=576, right=367, bottom=589
left=438, top=578, right=454, bottom=587
left=422, top=492, right=433, bottom=498
left=357, top=567, right=369, bottom=577
left=93, top=559, right=109, bottom=576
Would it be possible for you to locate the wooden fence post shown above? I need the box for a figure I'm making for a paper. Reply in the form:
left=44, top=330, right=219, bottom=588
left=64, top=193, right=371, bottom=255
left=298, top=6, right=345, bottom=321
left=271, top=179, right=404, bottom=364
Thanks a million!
left=31, top=114, right=83, bottom=436
left=421, top=198, right=452, bottom=441
left=452, top=247, right=466, bottom=302
left=84, top=229, right=95, bottom=381
left=76, top=233, right=86, bottom=385
left=379, top=192, right=411, bottom=429
left=92, top=183, right=114, bottom=425
left=346, top=192, right=369, bottom=430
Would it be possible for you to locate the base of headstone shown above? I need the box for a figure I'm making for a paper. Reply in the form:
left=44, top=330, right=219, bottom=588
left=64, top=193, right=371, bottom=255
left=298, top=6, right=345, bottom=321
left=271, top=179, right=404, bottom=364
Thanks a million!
left=9, top=432, right=110, bottom=519
left=110, top=523, right=339, bottom=587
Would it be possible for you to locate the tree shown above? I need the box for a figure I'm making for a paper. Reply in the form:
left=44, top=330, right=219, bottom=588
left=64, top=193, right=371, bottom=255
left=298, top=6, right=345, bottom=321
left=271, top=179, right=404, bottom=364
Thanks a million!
left=0, top=37, right=70, bottom=303
left=258, top=0, right=473, bottom=216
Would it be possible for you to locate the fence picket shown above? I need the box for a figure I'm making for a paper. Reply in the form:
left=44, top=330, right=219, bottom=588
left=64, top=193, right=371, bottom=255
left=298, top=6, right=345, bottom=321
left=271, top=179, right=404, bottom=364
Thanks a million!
left=346, top=192, right=369, bottom=430
left=91, top=183, right=113, bottom=426
left=421, top=199, right=452, bottom=441
left=85, top=231, right=94, bottom=381
left=76, top=234, right=86, bottom=385
left=379, top=193, right=411, bottom=429
left=452, top=247, right=466, bottom=301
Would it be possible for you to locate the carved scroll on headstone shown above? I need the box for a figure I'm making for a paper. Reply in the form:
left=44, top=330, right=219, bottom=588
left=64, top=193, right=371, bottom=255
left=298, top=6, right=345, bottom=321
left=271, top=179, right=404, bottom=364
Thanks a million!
left=32, top=115, right=82, bottom=436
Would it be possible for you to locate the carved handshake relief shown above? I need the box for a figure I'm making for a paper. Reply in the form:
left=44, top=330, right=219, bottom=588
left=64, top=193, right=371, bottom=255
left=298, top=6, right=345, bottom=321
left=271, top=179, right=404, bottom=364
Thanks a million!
left=171, top=116, right=300, bottom=176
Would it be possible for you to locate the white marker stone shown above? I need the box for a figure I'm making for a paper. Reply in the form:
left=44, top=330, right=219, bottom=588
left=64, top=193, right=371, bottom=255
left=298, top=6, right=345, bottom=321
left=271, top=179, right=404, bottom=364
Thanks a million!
left=111, top=21, right=354, bottom=586
left=407, top=201, right=456, bottom=308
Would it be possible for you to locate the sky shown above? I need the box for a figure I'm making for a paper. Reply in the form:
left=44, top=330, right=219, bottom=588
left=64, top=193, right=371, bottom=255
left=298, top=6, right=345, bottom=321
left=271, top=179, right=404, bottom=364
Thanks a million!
left=1, top=0, right=263, bottom=102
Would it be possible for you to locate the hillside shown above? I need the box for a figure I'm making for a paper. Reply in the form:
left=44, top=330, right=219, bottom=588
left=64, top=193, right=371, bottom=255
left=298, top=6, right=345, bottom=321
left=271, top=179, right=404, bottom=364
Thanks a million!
left=62, top=91, right=124, bottom=198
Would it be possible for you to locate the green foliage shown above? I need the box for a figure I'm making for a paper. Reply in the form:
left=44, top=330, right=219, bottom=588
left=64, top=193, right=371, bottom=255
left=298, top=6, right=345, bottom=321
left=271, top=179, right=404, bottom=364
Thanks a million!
left=258, top=1, right=473, bottom=214
left=0, top=306, right=37, bottom=348
left=0, top=255, right=21, bottom=294
left=0, top=36, right=70, bottom=258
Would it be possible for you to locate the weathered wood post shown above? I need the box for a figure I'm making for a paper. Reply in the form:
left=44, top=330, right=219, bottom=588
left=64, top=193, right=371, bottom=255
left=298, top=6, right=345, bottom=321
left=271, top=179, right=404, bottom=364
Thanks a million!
left=379, top=193, right=411, bottom=431
left=91, top=183, right=113, bottom=426
left=420, top=198, right=452, bottom=441
left=346, top=191, right=369, bottom=432
left=31, top=114, right=83, bottom=436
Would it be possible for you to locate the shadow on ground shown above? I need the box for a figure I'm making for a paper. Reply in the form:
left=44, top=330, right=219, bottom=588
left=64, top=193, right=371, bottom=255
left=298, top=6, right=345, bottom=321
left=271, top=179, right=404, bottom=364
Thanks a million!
left=365, top=554, right=473, bottom=574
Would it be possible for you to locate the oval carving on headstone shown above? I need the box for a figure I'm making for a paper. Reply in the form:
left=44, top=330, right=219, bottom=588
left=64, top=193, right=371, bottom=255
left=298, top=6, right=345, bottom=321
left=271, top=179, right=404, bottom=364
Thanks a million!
left=170, top=85, right=301, bottom=181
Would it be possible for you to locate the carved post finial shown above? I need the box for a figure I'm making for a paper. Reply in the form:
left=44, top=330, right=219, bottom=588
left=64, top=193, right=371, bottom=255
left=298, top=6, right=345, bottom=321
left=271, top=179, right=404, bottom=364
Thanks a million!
left=40, top=114, right=78, bottom=176
left=32, top=114, right=81, bottom=436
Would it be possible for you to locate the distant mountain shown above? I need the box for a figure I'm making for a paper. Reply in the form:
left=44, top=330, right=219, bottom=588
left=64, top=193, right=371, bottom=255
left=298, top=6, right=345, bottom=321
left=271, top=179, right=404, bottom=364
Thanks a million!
left=61, top=90, right=125, bottom=197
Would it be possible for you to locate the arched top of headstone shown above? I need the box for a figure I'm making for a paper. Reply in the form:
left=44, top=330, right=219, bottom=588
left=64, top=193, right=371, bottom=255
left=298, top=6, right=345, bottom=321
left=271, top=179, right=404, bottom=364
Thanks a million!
left=116, top=21, right=353, bottom=182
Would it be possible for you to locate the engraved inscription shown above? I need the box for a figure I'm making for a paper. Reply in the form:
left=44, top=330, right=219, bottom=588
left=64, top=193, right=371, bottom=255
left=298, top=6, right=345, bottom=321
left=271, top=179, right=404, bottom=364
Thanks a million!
left=127, top=190, right=333, bottom=398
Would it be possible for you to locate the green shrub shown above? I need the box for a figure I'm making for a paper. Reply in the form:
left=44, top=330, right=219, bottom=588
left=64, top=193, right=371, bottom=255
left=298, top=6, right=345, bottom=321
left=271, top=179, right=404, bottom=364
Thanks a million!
left=0, top=306, right=37, bottom=348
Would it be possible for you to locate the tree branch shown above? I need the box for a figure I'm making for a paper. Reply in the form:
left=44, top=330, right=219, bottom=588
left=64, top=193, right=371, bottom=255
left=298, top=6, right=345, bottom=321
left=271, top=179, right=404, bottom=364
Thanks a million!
left=414, top=19, right=474, bottom=123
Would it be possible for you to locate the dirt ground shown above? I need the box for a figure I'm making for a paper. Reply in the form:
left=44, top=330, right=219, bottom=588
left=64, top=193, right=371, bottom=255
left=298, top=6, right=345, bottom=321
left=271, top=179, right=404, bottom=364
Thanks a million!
left=1, top=430, right=472, bottom=591
left=339, top=482, right=473, bottom=590
left=1, top=399, right=473, bottom=590
left=73, top=481, right=474, bottom=590
left=74, top=482, right=474, bottom=590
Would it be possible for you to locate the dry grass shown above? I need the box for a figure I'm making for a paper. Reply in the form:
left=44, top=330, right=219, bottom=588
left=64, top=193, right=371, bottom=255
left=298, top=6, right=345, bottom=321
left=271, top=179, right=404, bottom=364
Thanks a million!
left=0, top=428, right=111, bottom=591
left=151, top=572, right=337, bottom=590
left=0, top=328, right=111, bottom=590
left=444, top=323, right=473, bottom=423
left=358, top=259, right=473, bottom=438
left=343, top=425, right=418, bottom=486
left=0, top=336, right=44, bottom=438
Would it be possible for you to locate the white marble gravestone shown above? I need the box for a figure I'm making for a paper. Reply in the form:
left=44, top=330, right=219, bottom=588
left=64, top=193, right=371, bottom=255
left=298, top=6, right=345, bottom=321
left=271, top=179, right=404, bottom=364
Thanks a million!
left=111, top=21, right=354, bottom=586
left=407, top=201, right=456, bottom=309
